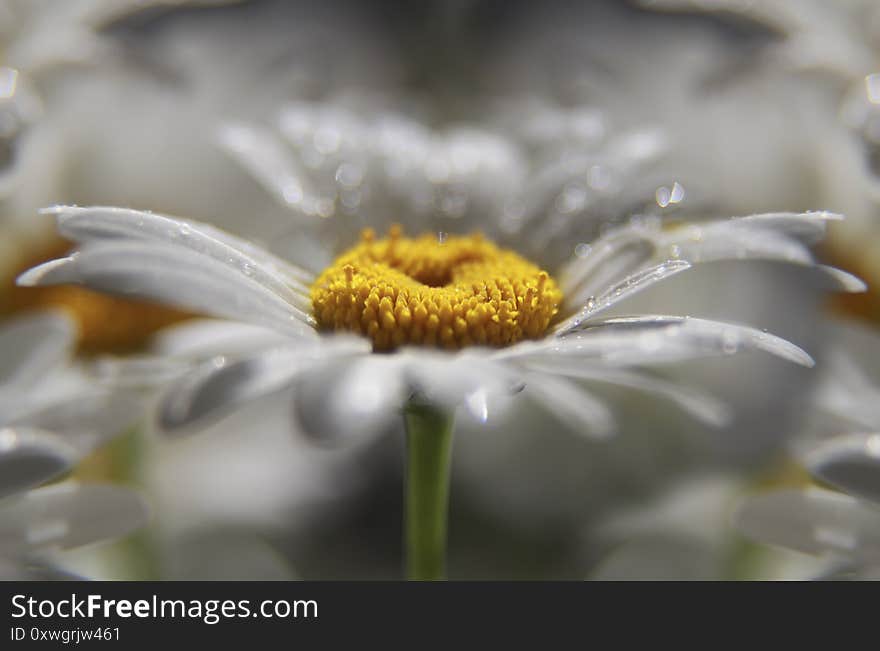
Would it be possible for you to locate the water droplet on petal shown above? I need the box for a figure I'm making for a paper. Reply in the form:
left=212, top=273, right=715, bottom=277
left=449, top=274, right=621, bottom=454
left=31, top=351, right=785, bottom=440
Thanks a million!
left=574, top=243, right=592, bottom=258
left=655, top=186, right=671, bottom=208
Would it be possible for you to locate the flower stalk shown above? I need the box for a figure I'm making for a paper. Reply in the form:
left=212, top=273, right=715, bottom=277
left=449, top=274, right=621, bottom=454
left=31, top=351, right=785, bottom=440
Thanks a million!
left=403, top=399, right=455, bottom=581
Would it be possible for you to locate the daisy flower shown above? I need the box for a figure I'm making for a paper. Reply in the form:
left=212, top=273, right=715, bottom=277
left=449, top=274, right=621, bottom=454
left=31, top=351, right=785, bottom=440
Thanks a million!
left=18, top=201, right=863, bottom=578
left=0, top=310, right=148, bottom=579
left=735, top=320, right=880, bottom=579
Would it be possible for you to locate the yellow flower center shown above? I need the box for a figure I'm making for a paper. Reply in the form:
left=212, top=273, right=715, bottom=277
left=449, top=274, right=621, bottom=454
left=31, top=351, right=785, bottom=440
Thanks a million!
left=311, top=226, right=563, bottom=351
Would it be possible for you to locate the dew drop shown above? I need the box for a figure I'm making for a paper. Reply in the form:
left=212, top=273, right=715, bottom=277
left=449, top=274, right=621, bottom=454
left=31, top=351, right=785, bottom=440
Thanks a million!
left=574, top=243, right=592, bottom=258
left=655, top=186, right=671, bottom=208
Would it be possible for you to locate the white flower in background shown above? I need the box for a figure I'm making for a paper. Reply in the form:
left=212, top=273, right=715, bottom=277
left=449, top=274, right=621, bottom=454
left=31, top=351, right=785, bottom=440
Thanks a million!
left=18, top=206, right=863, bottom=448
left=0, top=0, right=241, bottom=73
left=4, top=0, right=843, bottom=251
left=0, top=310, right=149, bottom=579
left=639, top=0, right=880, bottom=78
left=218, top=102, right=676, bottom=274
left=735, top=320, right=880, bottom=579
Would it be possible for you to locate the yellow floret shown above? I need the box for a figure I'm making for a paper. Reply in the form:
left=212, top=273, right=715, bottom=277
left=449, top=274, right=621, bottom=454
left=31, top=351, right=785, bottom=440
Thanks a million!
left=311, top=226, right=562, bottom=351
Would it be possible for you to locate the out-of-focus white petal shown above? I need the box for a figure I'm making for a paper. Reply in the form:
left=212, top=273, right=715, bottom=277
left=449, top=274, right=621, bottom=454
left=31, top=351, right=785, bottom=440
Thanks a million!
left=734, top=488, right=880, bottom=564
left=9, top=391, right=143, bottom=455
left=89, top=356, right=193, bottom=390
left=0, top=482, right=149, bottom=555
left=292, top=355, right=407, bottom=445
left=398, top=350, right=523, bottom=421
left=0, top=427, right=78, bottom=499
left=817, top=348, right=880, bottom=430
left=217, top=123, right=314, bottom=216
left=18, top=241, right=316, bottom=337
left=523, top=363, right=730, bottom=427
left=805, top=433, right=880, bottom=506
left=522, top=373, right=615, bottom=439
left=151, top=318, right=295, bottom=359
left=0, top=311, right=74, bottom=398
left=158, top=337, right=369, bottom=434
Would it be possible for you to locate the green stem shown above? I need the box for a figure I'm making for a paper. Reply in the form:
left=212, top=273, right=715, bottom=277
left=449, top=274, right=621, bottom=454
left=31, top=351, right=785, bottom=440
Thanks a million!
left=404, top=400, right=455, bottom=581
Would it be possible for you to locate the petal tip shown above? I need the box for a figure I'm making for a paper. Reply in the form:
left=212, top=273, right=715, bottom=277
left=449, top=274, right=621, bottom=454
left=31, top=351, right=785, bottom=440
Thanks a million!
left=15, top=257, right=74, bottom=287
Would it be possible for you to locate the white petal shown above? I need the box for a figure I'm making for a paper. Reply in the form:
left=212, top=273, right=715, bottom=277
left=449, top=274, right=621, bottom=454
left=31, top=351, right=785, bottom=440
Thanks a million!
left=0, top=427, right=78, bottom=500
left=500, top=315, right=814, bottom=367
left=558, top=227, right=654, bottom=302
left=18, top=241, right=316, bottom=337
left=657, top=212, right=841, bottom=261
left=159, top=337, right=369, bottom=434
left=555, top=260, right=691, bottom=334
left=732, top=211, right=843, bottom=243
left=0, top=311, right=74, bottom=397
left=523, top=373, right=615, bottom=439
left=734, top=488, right=880, bottom=564
left=659, top=227, right=814, bottom=266
left=522, top=363, right=730, bottom=427
left=48, top=205, right=313, bottom=306
left=151, top=318, right=295, bottom=359
left=399, top=350, right=523, bottom=417
left=89, top=355, right=193, bottom=389
left=293, top=355, right=408, bottom=445
left=805, top=434, right=880, bottom=507
left=0, top=482, right=149, bottom=554
left=217, top=123, right=315, bottom=216
left=47, top=205, right=314, bottom=285
left=817, top=348, right=880, bottom=430
left=813, top=265, right=867, bottom=293
left=9, top=391, right=143, bottom=455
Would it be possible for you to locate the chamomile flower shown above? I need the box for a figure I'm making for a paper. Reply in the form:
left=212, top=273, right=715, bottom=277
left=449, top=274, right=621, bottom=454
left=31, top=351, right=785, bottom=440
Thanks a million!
left=0, top=310, right=148, bottom=578
left=19, top=206, right=863, bottom=443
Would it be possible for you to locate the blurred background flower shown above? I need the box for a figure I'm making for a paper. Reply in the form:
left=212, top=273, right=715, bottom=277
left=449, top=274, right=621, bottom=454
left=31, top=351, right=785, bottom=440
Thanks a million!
left=734, top=320, right=880, bottom=580
left=0, top=310, right=148, bottom=579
